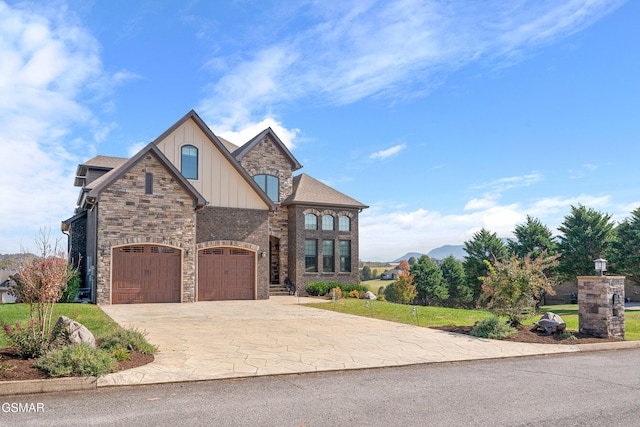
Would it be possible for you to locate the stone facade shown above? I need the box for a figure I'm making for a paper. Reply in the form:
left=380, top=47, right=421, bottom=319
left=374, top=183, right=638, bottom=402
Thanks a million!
left=95, top=153, right=197, bottom=304
left=578, top=276, right=625, bottom=339
left=237, top=135, right=296, bottom=286
left=288, top=205, right=361, bottom=294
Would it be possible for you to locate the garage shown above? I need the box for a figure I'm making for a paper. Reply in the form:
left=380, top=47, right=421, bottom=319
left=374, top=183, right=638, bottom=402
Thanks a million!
left=198, top=247, right=255, bottom=301
left=112, top=245, right=182, bottom=304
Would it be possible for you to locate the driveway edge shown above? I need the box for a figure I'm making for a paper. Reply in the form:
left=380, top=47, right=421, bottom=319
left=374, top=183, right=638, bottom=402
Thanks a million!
left=0, top=376, right=97, bottom=397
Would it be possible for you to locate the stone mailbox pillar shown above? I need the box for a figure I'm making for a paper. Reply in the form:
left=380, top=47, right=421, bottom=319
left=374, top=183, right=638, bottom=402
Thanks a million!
left=577, top=276, right=625, bottom=339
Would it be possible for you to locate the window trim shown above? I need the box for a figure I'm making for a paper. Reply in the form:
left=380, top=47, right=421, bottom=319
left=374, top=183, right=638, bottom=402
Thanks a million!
left=254, top=174, right=280, bottom=202
left=339, top=240, right=351, bottom=272
left=144, top=172, right=153, bottom=195
left=322, top=240, right=334, bottom=272
left=322, top=215, right=334, bottom=231
left=305, top=239, right=318, bottom=272
left=338, top=215, right=351, bottom=232
left=305, top=213, right=318, bottom=230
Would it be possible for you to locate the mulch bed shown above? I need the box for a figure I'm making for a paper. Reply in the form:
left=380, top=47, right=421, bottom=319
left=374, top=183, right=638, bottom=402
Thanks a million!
left=431, top=324, right=623, bottom=345
left=0, top=347, right=154, bottom=382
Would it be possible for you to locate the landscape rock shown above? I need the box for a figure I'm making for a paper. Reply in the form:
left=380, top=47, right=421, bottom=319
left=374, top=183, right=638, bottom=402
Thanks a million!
left=54, top=316, right=96, bottom=347
left=531, top=312, right=566, bottom=335
left=363, top=291, right=377, bottom=300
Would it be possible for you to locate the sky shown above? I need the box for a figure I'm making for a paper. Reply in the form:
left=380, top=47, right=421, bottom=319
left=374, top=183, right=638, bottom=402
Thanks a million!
left=0, top=0, right=639, bottom=261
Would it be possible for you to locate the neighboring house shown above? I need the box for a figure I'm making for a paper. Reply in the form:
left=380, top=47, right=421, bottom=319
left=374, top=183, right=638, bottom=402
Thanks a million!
left=0, top=269, right=18, bottom=303
left=62, top=110, right=368, bottom=304
left=380, top=269, right=402, bottom=280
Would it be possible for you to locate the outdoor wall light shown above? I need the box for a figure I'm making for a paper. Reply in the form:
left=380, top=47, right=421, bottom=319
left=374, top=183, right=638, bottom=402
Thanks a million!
left=186, top=248, right=192, bottom=256
left=260, top=251, right=266, bottom=258
left=594, top=257, right=607, bottom=276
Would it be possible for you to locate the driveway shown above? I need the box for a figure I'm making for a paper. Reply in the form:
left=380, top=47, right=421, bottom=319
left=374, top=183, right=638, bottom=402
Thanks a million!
left=98, top=296, right=579, bottom=387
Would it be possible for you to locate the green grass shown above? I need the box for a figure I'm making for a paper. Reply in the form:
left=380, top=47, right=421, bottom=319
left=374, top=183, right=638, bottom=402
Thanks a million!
left=360, top=279, right=391, bottom=294
left=306, top=300, right=640, bottom=340
left=0, top=303, right=121, bottom=348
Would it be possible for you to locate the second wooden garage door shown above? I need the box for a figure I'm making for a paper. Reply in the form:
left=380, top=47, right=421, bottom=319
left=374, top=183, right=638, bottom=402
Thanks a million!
left=198, top=247, right=255, bottom=301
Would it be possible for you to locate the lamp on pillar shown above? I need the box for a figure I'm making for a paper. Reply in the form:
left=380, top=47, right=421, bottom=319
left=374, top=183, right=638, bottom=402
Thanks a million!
left=594, top=257, right=607, bottom=276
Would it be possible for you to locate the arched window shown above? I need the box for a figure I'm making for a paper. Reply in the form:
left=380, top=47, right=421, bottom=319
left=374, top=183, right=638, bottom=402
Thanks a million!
left=322, top=215, right=334, bottom=231
left=254, top=174, right=279, bottom=202
left=181, top=145, right=198, bottom=179
left=338, top=215, right=350, bottom=232
left=305, top=213, right=318, bottom=230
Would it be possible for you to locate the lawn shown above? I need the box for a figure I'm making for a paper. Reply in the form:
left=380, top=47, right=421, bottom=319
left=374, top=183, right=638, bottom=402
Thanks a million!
left=305, top=299, right=640, bottom=340
left=0, top=303, right=121, bottom=348
left=360, top=279, right=391, bottom=294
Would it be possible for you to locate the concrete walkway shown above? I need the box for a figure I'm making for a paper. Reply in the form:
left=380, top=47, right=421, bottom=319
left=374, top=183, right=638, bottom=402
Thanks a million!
left=98, top=297, right=581, bottom=387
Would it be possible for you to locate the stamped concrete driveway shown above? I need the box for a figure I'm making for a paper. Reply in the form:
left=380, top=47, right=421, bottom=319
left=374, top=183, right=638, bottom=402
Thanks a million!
left=98, top=296, right=578, bottom=387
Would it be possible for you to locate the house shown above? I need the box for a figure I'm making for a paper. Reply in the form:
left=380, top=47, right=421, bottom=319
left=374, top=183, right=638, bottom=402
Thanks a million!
left=0, top=269, right=18, bottom=303
left=62, top=110, right=368, bottom=304
left=380, top=269, right=402, bottom=280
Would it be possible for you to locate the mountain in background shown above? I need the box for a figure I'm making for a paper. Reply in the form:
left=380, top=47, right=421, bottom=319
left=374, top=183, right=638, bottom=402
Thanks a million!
left=427, top=245, right=466, bottom=260
left=392, top=252, right=425, bottom=263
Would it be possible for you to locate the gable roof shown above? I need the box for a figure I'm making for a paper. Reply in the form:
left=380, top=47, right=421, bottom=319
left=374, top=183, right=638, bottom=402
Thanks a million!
left=151, top=110, right=276, bottom=211
left=216, top=135, right=239, bottom=153
left=282, top=174, right=368, bottom=210
left=233, top=128, right=302, bottom=172
left=83, top=143, right=206, bottom=208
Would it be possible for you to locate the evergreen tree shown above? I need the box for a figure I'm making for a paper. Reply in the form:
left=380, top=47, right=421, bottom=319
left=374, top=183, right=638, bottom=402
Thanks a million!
left=610, top=207, right=640, bottom=284
left=556, top=205, right=615, bottom=282
left=508, top=215, right=557, bottom=259
left=440, top=255, right=473, bottom=308
left=410, top=255, right=448, bottom=306
left=361, top=265, right=372, bottom=281
left=463, top=228, right=506, bottom=301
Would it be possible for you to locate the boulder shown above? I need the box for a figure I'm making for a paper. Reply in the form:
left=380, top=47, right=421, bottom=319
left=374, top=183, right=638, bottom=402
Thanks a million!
left=531, top=312, right=566, bottom=335
left=363, top=291, right=377, bottom=300
left=54, top=316, right=96, bottom=347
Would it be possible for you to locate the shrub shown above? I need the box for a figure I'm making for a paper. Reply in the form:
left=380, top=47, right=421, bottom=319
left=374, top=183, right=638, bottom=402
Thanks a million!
left=2, top=321, right=69, bottom=359
left=330, top=287, right=343, bottom=299
left=59, top=266, right=81, bottom=303
left=340, top=284, right=368, bottom=294
left=378, top=286, right=385, bottom=296
left=306, top=282, right=332, bottom=296
left=470, top=317, right=516, bottom=340
left=99, top=328, right=157, bottom=355
left=35, top=343, right=116, bottom=377
left=347, top=290, right=360, bottom=299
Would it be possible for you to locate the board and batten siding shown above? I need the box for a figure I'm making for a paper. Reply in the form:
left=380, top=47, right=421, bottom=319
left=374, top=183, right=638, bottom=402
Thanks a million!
left=155, top=120, right=269, bottom=210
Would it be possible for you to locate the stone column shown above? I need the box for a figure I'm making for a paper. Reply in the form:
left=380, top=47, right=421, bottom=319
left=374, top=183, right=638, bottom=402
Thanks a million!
left=577, top=276, right=625, bottom=339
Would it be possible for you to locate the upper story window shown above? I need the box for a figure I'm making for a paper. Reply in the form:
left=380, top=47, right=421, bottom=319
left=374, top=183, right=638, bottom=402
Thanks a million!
left=338, top=215, right=351, bottom=232
left=145, top=172, right=153, bottom=195
left=305, top=213, right=318, bottom=230
left=181, top=145, right=198, bottom=180
left=322, top=215, right=334, bottom=231
left=254, top=174, right=279, bottom=202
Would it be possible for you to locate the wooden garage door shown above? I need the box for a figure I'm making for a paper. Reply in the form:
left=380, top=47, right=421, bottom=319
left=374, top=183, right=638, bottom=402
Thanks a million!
left=112, top=245, right=181, bottom=304
left=198, top=247, right=255, bottom=301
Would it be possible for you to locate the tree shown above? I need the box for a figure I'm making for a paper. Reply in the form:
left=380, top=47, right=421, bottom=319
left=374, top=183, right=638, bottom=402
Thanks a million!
left=440, top=256, right=473, bottom=308
left=360, top=265, right=372, bottom=281
left=463, top=228, right=506, bottom=301
left=481, top=252, right=560, bottom=326
left=410, top=255, right=448, bottom=306
left=397, top=260, right=410, bottom=271
left=384, top=270, right=417, bottom=304
left=556, top=205, right=615, bottom=282
left=408, top=256, right=418, bottom=266
left=609, top=207, right=640, bottom=284
left=508, top=215, right=557, bottom=259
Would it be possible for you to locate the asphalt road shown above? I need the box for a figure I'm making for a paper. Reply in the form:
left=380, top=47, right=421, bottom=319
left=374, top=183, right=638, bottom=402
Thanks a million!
left=2, top=349, right=639, bottom=427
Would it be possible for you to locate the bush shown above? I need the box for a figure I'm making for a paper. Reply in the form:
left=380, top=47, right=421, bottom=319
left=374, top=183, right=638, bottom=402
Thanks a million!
left=470, top=317, right=516, bottom=340
left=35, top=343, right=116, bottom=377
left=378, top=286, right=385, bottom=296
left=330, top=287, right=343, bottom=299
left=2, top=321, right=69, bottom=359
left=340, top=284, right=368, bottom=294
left=99, top=328, right=157, bottom=356
left=305, top=282, right=332, bottom=296
left=59, top=266, right=81, bottom=303
left=347, top=290, right=360, bottom=299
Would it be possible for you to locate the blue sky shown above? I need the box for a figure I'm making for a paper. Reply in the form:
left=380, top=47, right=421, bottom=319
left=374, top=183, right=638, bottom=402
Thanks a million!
left=1, top=0, right=638, bottom=261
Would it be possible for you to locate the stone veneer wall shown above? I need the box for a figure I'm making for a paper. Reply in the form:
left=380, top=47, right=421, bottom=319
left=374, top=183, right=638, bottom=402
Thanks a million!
left=288, top=205, right=361, bottom=295
left=95, top=153, right=197, bottom=304
left=578, top=276, right=625, bottom=339
left=237, top=135, right=295, bottom=286
left=196, top=206, right=270, bottom=299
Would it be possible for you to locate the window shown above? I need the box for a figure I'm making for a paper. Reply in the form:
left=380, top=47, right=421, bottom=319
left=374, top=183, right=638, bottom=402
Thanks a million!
left=339, top=241, right=351, bottom=272
left=322, top=215, right=334, bottom=231
left=339, top=215, right=351, bottom=232
left=305, top=239, right=317, bottom=272
left=254, top=174, right=279, bottom=202
left=181, top=145, right=198, bottom=179
left=322, top=240, right=334, bottom=272
left=305, top=213, right=318, bottom=230
left=145, top=172, right=153, bottom=195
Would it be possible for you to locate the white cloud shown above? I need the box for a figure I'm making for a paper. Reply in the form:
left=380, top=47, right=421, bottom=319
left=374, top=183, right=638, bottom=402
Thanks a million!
left=359, top=191, right=624, bottom=261
left=197, top=1, right=623, bottom=137
left=369, top=144, right=406, bottom=160
left=0, top=1, right=112, bottom=253
left=216, top=118, right=300, bottom=150
left=471, top=173, right=543, bottom=192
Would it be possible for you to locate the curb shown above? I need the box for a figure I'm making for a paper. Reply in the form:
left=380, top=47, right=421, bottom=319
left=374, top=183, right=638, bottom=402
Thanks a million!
left=1, top=341, right=639, bottom=396
left=0, top=376, right=96, bottom=397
